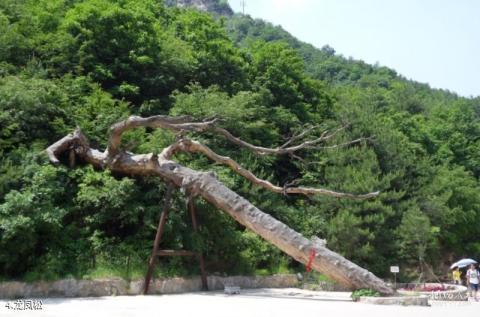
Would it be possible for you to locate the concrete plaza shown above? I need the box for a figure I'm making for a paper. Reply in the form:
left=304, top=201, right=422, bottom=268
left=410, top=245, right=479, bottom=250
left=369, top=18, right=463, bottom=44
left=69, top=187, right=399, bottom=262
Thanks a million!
left=0, top=288, right=477, bottom=317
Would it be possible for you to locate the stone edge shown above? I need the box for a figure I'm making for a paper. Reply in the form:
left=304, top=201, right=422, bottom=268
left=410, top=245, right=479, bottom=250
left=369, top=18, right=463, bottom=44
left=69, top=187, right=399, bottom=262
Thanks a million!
left=358, top=295, right=429, bottom=306
left=396, top=283, right=468, bottom=301
left=0, top=274, right=299, bottom=299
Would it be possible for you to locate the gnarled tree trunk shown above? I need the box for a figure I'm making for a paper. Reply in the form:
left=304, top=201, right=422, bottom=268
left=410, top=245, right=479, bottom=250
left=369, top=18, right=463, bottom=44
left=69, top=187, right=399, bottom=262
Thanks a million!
left=46, top=116, right=394, bottom=295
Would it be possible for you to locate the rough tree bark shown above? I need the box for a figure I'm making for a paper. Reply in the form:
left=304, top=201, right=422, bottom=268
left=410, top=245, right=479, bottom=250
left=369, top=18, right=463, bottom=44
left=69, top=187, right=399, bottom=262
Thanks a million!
left=46, top=116, right=394, bottom=295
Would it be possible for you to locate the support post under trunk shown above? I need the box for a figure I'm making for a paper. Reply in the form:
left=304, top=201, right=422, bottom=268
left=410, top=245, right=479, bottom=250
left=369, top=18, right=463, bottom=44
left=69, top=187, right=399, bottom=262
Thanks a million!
left=143, top=183, right=175, bottom=295
left=187, top=195, right=208, bottom=291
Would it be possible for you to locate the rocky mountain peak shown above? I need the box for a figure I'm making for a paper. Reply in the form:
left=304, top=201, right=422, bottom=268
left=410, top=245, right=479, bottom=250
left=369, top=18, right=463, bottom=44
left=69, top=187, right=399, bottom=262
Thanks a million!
left=166, top=0, right=234, bottom=16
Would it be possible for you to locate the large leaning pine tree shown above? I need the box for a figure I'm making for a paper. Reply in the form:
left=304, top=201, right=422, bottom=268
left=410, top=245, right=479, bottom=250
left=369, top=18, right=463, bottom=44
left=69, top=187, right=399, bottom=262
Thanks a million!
left=46, top=115, right=394, bottom=295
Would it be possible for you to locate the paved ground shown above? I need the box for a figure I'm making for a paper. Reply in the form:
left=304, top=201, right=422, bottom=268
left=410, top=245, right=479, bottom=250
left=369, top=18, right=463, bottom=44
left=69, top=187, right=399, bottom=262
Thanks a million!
left=0, top=288, right=477, bottom=317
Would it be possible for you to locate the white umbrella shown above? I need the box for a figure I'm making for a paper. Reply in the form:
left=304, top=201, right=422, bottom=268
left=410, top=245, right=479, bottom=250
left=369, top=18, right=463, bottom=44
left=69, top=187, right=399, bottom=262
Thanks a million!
left=450, top=258, right=477, bottom=269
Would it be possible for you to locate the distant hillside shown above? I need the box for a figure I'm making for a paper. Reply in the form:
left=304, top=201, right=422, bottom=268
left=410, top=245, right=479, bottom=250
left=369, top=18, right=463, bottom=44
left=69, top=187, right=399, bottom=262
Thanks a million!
left=240, top=15, right=458, bottom=91
left=175, top=1, right=460, bottom=101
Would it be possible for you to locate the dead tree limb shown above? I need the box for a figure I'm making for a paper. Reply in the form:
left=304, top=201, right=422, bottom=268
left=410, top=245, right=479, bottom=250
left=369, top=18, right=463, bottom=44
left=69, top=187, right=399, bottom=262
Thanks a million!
left=46, top=116, right=392, bottom=295
left=210, top=124, right=352, bottom=156
left=165, top=138, right=378, bottom=199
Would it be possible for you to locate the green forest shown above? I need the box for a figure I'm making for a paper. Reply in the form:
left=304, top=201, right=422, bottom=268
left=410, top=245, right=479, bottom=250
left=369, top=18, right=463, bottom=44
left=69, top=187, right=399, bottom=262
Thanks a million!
left=1, top=0, right=479, bottom=283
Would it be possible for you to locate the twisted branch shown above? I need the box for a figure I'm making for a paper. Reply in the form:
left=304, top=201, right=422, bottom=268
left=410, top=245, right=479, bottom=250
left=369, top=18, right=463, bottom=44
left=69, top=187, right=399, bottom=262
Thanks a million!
left=164, top=138, right=378, bottom=199
left=107, top=115, right=217, bottom=156
left=211, top=125, right=347, bottom=156
left=46, top=129, right=105, bottom=166
left=46, top=115, right=378, bottom=199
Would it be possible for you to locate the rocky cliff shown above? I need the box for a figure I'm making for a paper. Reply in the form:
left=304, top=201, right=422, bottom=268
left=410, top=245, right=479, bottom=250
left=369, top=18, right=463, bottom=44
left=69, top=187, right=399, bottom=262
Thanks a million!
left=166, top=0, right=233, bottom=16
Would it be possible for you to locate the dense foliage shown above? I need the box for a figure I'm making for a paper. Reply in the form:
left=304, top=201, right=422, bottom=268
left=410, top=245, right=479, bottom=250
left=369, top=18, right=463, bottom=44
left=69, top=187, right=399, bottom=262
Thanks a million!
left=1, top=0, right=479, bottom=282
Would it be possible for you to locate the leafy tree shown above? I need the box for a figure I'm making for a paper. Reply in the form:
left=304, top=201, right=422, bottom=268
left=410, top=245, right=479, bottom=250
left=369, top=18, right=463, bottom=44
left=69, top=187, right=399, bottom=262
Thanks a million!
left=0, top=161, right=70, bottom=277
left=0, top=75, right=68, bottom=152
left=172, top=9, right=247, bottom=93
left=47, top=0, right=195, bottom=104
left=397, top=207, right=438, bottom=267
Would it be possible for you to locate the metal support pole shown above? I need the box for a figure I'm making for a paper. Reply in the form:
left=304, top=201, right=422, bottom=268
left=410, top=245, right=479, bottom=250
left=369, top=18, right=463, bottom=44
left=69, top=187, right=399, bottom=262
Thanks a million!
left=188, top=196, right=208, bottom=291
left=394, top=272, right=397, bottom=290
left=143, top=183, right=174, bottom=295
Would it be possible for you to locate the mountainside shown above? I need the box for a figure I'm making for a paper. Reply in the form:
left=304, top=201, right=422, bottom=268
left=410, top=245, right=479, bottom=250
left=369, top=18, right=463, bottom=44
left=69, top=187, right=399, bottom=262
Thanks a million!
left=224, top=7, right=460, bottom=98
left=0, top=0, right=479, bottom=283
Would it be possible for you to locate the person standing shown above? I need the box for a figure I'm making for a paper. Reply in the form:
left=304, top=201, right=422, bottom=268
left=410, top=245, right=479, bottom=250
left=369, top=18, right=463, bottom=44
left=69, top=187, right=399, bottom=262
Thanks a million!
left=467, top=264, right=479, bottom=300
left=453, top=267, right=462, bottom=285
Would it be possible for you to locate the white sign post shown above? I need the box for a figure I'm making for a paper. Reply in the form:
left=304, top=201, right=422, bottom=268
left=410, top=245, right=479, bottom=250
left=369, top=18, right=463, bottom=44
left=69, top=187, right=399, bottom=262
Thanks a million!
left=390, top=266, right=399, bottom=289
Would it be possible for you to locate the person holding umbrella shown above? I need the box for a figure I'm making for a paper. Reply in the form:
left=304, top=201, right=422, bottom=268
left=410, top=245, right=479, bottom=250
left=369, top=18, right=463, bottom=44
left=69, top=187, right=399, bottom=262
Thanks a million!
left=450, top=258, right=477, bottom=286
left=466, top=264, right=480, bottom=300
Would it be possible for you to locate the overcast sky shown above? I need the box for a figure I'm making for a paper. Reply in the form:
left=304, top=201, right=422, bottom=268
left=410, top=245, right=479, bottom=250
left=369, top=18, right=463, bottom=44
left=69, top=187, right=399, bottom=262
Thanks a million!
left=227, top=0, right=480, bottom=98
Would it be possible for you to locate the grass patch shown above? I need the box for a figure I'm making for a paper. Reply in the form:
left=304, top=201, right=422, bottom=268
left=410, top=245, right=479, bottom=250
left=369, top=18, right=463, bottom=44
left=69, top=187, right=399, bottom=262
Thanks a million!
left=351, top=288, right=381, bottom=301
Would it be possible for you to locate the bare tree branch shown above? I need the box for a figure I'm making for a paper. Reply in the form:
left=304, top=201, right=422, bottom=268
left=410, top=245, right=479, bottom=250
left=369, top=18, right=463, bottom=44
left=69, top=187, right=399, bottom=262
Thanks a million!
left=279, top=125, right=322, bottom=149
left=46, top=131, right=79, bottom=165
left=304, top=137, right=372, bottom=150
left=211, top=124, right=352, bottom=156
left=165, top=138, right=379, bottom=199
left=106, top=115, right=363, bottom=159
left=107, top=115, right=217, bottom=156
left=47, top=129, right=106, bottom=166
left=47, top=115, right=376, bottom=200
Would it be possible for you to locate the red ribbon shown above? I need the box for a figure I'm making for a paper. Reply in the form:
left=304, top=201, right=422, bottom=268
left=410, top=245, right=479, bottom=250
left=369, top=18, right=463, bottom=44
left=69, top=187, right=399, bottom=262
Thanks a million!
left=306, top=249, right=316, bottom=272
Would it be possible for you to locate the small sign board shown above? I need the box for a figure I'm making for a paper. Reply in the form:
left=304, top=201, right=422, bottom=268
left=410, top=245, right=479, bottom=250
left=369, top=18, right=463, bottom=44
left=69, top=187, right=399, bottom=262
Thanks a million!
left=390, top=266, right=399, bottom=273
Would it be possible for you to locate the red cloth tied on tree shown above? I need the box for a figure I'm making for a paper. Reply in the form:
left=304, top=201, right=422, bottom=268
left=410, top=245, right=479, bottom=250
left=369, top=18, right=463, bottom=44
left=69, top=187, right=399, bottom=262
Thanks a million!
left=306, top=249, right=316, bottom=272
